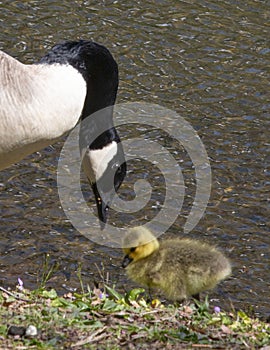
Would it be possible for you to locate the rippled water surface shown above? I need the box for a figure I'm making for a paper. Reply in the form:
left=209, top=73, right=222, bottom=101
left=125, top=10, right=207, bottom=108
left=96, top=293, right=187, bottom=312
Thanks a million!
left=0, top=1, right=269, bottom=318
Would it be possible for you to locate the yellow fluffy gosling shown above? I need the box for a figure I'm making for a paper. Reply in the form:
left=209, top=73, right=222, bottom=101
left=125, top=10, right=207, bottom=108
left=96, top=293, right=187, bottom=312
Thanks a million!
left=122, top=227, right=231, bottom=301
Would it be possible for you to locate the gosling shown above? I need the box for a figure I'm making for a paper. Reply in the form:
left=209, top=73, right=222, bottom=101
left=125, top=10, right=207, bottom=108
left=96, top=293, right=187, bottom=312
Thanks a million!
left=122, top=227, right=231, bottom=302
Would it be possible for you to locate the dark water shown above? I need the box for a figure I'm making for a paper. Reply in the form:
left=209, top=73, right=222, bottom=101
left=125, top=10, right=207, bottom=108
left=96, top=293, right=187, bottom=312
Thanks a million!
left=0, top=1, right=269, bottom=319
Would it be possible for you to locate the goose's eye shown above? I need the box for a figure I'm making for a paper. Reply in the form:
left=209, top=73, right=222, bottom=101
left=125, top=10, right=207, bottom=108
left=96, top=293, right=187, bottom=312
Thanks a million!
left=112, top=162, right=120, bottom=171
left=130, top=247, right=136, bottom=252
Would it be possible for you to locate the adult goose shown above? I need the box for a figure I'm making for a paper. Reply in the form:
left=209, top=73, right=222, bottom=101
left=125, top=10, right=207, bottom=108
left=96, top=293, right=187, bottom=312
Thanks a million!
left=0, top=40, right=126, bottom=225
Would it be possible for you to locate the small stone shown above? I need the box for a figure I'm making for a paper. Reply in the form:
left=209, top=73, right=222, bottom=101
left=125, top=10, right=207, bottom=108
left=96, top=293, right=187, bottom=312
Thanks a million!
left=25, top=325, right=38, bottom=337
left=7, top=325, right=26, bottom=336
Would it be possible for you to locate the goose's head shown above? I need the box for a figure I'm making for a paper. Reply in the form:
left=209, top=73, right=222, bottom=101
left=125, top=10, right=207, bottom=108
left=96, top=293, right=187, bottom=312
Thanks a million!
left=40, top=40, right=126, bottom=226
left=122, top=227, right=160, bottom=268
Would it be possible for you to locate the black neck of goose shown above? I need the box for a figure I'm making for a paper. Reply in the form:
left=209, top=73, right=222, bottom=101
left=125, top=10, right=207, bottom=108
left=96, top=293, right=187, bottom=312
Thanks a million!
left=80, top=103, right=120, bottom=150
left=80, top=72, right=120, bottom=149
left=79, top=43, right=119, bottom=150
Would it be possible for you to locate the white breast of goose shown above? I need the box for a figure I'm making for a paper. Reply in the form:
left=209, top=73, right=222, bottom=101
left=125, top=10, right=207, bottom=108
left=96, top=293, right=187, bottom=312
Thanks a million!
left=0, top=51, right=86, bottom=169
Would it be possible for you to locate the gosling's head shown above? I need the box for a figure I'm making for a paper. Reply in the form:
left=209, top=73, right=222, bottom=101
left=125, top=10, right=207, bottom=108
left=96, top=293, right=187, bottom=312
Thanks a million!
left=122, top=227, right=160, bottom=268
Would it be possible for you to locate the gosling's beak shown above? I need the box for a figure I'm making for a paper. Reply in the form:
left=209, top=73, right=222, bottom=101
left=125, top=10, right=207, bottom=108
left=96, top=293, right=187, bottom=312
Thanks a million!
left=122, top=254, right=133, bottom=268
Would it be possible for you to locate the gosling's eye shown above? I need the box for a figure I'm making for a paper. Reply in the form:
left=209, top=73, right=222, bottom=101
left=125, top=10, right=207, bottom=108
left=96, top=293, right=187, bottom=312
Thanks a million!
left=130, top=247, right=136, bottom=252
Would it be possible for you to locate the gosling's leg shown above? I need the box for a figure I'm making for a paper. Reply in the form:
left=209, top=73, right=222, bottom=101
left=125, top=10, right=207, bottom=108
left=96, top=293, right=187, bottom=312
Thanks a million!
left=191, top=293, right=201, bottom=310
left=147, top=287, right=154, bottom=302
left=192, top=293, right=200, bottom=302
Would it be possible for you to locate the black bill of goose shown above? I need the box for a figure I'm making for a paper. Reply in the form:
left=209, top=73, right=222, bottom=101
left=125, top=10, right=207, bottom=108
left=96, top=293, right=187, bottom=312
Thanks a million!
left=0, top=40, right=126, bottom=225
left=122, top=227, right=231, bottom=302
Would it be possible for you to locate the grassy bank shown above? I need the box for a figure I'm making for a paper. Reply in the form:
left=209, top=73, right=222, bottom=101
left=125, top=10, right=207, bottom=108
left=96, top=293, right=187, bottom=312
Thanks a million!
left=0, top=283, right=269, bottom=349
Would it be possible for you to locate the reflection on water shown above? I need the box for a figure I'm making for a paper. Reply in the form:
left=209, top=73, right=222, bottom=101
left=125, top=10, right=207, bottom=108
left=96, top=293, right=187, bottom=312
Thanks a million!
left=0, top=0, right=269, bottom=318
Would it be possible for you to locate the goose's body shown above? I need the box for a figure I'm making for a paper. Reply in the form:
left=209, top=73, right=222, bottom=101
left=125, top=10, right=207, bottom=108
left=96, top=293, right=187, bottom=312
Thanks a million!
left=122, top=227, right=231, bottom=301
left=0, top=51, right=86, bottom=169
left=0, top=40, right=126, bottom=224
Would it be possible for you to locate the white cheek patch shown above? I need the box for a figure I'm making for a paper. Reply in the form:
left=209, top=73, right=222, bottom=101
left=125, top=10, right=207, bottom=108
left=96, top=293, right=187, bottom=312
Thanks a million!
left=83, top=141, right=118, bottom=183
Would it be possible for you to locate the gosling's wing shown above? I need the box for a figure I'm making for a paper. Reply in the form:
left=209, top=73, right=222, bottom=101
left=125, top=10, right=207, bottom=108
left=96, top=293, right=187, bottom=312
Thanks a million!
left=148, top=272, right=163, bottom=286
left=140, top=250, right=164, bottom=286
